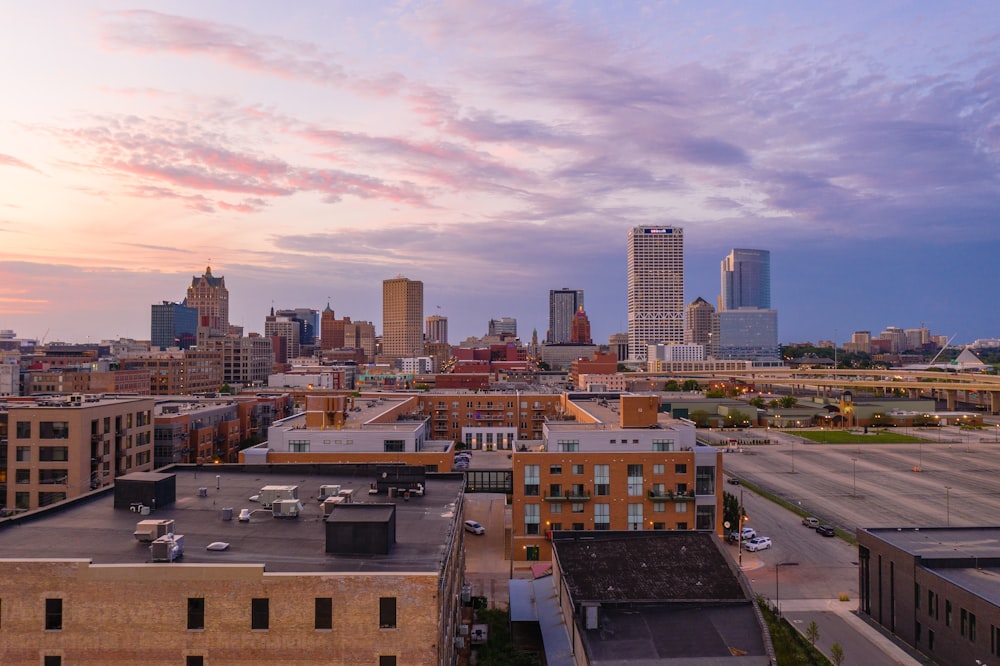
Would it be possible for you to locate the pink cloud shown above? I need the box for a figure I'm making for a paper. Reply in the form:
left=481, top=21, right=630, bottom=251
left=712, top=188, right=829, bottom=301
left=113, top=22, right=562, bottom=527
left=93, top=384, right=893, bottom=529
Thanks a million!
left=0, top=153, right=42, bottom=174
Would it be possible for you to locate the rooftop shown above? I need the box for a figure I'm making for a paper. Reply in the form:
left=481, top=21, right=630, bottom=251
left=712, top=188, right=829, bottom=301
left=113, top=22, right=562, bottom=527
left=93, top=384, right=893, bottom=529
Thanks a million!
left=0, top=465, right=465, bottom=574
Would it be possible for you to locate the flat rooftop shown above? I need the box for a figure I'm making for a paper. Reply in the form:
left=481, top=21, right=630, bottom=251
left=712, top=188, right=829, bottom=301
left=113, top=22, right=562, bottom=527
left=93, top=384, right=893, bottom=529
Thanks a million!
left=0, top=466, right=465, bottom=574
left=277, top=396, right=422, bottom=431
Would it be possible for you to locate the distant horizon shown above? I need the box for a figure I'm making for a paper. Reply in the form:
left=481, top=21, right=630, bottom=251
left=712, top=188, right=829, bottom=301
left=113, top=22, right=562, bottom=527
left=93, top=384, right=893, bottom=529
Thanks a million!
left=2, top=3, right=997, bottom=346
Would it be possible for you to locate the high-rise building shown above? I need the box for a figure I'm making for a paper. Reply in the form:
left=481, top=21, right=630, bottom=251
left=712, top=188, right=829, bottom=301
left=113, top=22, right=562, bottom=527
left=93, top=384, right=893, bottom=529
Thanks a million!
left=719, top=249, right=770, bottom=311
left=382, top=277, right=424, bottom=359
left=346, top=320, right=377, bottom=361
left=185, top=266, right=229, bottom=339
left=684, top=297, right=715, bottom=347
left=548, top=289, right=584, bottom=343
left=570, top=307, right=592, bottom=344
left=712, top=309, right=780, bottom=362
left=275, top=308, right=319, bottom=345
left=150, top=301, right=198, bottom=351
left=319, top=304, right=341, bottom=350
left=488, top=317, right=517, bottom=338
left=265, top=310, right=302, bottom=361
left=425, top=314, right=448, bottom=344
left=627, top=226, right=684, bottom=361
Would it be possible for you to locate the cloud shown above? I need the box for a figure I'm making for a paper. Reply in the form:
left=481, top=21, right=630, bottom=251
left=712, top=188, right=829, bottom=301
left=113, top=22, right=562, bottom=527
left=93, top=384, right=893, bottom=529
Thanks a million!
left=0, top=153, right=42, bottom=174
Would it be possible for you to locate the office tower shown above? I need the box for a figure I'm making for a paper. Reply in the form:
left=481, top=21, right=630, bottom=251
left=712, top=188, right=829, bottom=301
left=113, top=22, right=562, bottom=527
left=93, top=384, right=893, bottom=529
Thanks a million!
left=879, top=326, right=906, bottom=354
left=185, top=266, right=229, bottom=338
left=684, top=297, right=715, bottom=347
left=627, top=226, right=684, bottom=361
left=488, top=317, right=517, bottom=338
left=548, top=289, right=584, bottom=343
left=275, top=308, right=319, bottom=345
left=265, top=310, right=301, bottom=361
left=425, top=314, right=448, bottom=344
left=320, top=304, right=341, bottom=350
left=713, top=309, right=780, bottom=361
left=346, top=320, right=376, bottom=360
left=570, top=307, right=592, bottom=344
left=150, top=301, right=199, bottom=351
left=382, top=277, right=424, bottom=359
left=719, top=249, right=770, bottom=311
left=609, top=333, right=629, bottom=362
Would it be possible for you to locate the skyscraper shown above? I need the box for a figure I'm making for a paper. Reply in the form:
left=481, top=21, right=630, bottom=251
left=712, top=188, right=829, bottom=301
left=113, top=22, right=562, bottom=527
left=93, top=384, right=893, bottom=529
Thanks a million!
left=719, top=249, right=770, bottom=311
left=382, top=277, right=424, bottom=359
left=150, top=301, right=198, bottom=351
left=186, top=266, right=229, bottom=339
left=548, top=289, right=584, bottom=343
left=488, top=317, right=517, bottom=338
left=570, top=307, right=592, bottom=344
left=425, top=314, right=448, bottom=344
left=627, top=226, right=684, bottom=361
left=684, top=297, right=715, bottom=347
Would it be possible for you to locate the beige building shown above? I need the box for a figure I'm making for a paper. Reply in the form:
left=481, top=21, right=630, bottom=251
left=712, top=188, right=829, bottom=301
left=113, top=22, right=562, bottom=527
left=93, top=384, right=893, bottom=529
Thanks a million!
left=125, top=349, right=224, bottom=395
left=3, top=395, right=155, bottom=512
left=382, top=277, right=423, bottom=360
left=186, top=266, right=229, bottom=339
left=0, top=467, right=467, bottom=665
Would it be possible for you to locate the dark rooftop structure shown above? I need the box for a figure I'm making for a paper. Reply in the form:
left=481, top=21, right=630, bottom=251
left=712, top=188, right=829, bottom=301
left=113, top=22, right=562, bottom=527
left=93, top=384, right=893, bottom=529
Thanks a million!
left=0, top=464, right=465, bottom=574
left=551, top=531, right=772, bottom=664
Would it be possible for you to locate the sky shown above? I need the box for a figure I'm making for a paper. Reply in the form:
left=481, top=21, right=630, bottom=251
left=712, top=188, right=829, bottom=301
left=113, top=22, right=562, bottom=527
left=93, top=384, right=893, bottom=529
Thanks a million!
left=1, top=1, right=998, bottom=347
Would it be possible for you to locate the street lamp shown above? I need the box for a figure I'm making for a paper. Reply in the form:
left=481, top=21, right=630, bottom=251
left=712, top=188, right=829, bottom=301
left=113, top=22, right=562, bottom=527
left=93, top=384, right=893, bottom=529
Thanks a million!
left=945, top=486, right=951, bottom=526
left=775, top=561, right=797, bottom=616
left=791, top=440, right=795, bottom=474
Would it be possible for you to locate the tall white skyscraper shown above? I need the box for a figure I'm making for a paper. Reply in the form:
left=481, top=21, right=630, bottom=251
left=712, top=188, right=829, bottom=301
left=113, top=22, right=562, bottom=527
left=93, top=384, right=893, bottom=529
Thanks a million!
left=627, top=226, right=684, bottom=361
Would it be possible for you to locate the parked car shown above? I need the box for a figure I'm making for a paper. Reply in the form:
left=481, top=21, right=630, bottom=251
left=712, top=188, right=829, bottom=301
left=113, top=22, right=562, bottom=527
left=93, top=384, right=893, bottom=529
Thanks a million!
left=729, top=527, right=756, bottom=542
left=802, top=517, right=820, bottom=528
left=727, top=477, right=740, bottom=485
left=464, top=520, right=485, bottom=535
left=816, top=524, right=836, bottom=537
left=745, top=536, right=772, bottom=552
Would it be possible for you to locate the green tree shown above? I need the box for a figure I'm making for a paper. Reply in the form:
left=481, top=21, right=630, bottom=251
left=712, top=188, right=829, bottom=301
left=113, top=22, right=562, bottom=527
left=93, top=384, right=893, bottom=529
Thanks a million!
left=830, top=642, right=844, bottom=666
left=663, top=379, right=680, bottom=391
left=218, top=383, right=233, bottom=394
left=688, top=410, right=711, bottom=427
left=778, top=396, right=798, bottom=408
left=681, top=379, right=701, bottom=391
left=723, top=491, right=740, bottom=530
left=749, top=397, right=765, bottom=409
left=727, top=409, right=751, bottom=428
left=805, top=620, right=820, bottom=646
left=705, top=389, right=725, bottom=399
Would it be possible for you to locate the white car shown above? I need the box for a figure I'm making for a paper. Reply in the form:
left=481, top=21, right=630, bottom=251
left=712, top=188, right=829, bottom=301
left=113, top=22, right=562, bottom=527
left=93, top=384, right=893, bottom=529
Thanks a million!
left=745, top=536, right=772, bottom=552
left=729, top=527, right=756, bottom=542
left=464, top=520, right=485, bottom=535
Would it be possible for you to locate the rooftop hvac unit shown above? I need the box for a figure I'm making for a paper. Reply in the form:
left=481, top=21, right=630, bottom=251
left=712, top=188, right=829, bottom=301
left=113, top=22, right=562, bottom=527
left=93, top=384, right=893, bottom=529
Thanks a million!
left=238, top=508, right=252, bottom=522
left=220, top=507, right=234, bottom=521
left=459, top=624, right=470, bottom=636
left=318, top=484, right=342, bottom=501
left=454, top=637, right=465, bottom=649
left=337, top=488, right=354, bottom=504
left=272, top=499, right=303, bottom=518
left=258, top=485, right=298, bottom=509
left=321, top=497, right=344, bottom=515
left=584, top=603, right=600, bottom=630
left=150, top=534, right=184, bottom=562
left=133, top=519, right=175, bottom=542
left=198, top=487, right=208, bottom=497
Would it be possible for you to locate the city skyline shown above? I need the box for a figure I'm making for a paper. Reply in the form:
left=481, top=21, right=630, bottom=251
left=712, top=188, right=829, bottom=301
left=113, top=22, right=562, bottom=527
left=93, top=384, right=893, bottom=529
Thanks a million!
left=1, top=3, right=999, bottom=345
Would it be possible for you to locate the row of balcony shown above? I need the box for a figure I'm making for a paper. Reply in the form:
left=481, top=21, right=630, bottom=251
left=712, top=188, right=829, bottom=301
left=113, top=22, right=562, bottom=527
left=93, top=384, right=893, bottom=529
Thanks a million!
left=536, top=487, right=698, bottom=502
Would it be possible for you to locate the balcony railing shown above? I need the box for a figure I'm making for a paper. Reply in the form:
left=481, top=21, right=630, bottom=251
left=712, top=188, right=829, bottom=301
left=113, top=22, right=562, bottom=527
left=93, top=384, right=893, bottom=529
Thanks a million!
left=648, top=489, right=696, bottom=502
left=543, top=488, right=591, bottom=502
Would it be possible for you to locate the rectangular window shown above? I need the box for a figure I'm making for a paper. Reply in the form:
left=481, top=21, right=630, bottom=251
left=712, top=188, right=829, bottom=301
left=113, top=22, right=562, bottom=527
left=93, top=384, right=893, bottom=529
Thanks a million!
left=315, top=598, right=333, bottom=630
left=524, top=465, right=539, bottom=496
left=39, top=422, right=70, bottom=439
left=549, top=465, right=562, bottom=475
left=38, top=469, right=68, bottom=485
left=251, top=598, right=269, bottom=630
left=16, top=421, right=30, bottom=438
left=652, top=439, right=673, bottom=452
left=380, top=656, right=397, bottom=666
left=556, top=440, right=579, bottom=452
left=695, top=466, right=716, bottom=495
left=525, top=504, right=540, bottom=535
left=572, top=522, right=585, bottom=530
left=549, top=483, right=561, bottom=498
left=946, top=600, right=952, bottom=627
left=187, top=597, right=205, bottom=630
left=594, top=465, right=609, bottom=496
left=571, top=503, right=584, bottom=513
left=627, top=504, right=643, bottom=530
left=970, top=612, right=977, bottom=642
left=379, top=597, right=397, bottom=628
left=674, top=463, right=687, bottom=474
left=962, top=608, right=968, bottom=637
left=928, top=591, right=934, bottom=617
left=15, top=446, right=30, bottom=462
left=550, top=522, right=562, bottom=531
left=675, top=502, right=688, bottom=513
left=696, top=505, right=715, bottom=530
left=653, top=522, right=666, bottom=530
left=572, top=464, right=584, bottom=475
left=549, top=502, right=562, bottom=514
left=594, top=504, right=610, bottom=530
left=627, top=464, right=643, bottom=496
left=44, top=658, right=62, bottom=666
left=15, top=469, right=30, bottom=485
left=383, top=440, right=405, bottom=453
left=653, top=503, right=666, bottom=513
left=653, top=464, right=664, bottom=475
left=915, top=582, right=920, bottom=609
left=928, top=629, right=934, bottom=651
left=186, top=658, right=204, bottom=666
left=288, top=440, right=310, bottom=453
left=45, top=598, right=62, bottom=631
left=676, top=522, right=688, bottom=530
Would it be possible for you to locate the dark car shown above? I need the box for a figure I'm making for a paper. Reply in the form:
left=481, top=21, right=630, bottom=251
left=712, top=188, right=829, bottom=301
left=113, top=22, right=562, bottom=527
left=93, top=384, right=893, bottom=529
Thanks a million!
left=816, top=524, right=836, bottom=537
left=727, top=477, right=740, bottom=485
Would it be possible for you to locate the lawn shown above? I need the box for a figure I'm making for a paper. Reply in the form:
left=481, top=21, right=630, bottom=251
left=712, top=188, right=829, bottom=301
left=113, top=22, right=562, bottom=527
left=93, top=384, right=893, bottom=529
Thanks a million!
left=795, top=429, right=929, bottom=444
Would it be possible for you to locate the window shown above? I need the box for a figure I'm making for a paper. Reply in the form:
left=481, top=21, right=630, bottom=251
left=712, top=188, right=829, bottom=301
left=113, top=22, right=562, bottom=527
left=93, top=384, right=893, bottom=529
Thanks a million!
left=15, top=469, right=30, bottom=485
left=962, top=608, right=968, bottom=637
left=556, top=440, right=579, bottom=452
left=675, top=483, right=688, bottom=496
left=15, top=446, right=30, bottom=462
left=187, top=598, right=205, bottom=630
left=45, top=598, right=62, bottom=631
left=379, top=658, right=397, bottom=666
left=945, top=600, right=951, bottom=627
left=44, top=658, right=61, bottom=666
left=39, top=469, right=68, bottom=485
left=383, top=440, right=405, bottom=453
left=928, top=628, right=934, bottom=650
left=928, top=590, right=935, bottom=617
left=186, top=658, right=204, bottom=666
left=251, top=598, right=269, bottom=630
left=695, top=466, right=716, bottom=495
left=289, top=440, right=310, bottom=453
left=674, top=463, right=687, bottom=474
left=594, top=465, right=609, bottom=496
left=970, top=612, right=977, bottom=642
left=653, top=464, right=664, bottom=475
left=627, top=464, right=643, bottom=496
left=651, top=482, right=666, bottom=497
left=594, top=504, right=610, bottom=530
left=379, top=597, right=397, bottom=629
left=550, top=522, right=562, bottom=531
left=572, top=464, right=584, bottom=475
left=915, top=582, right=920, bottom=609
left=915, top=621, right=921, bottom=643
left=653, top=522, right=666, bottom=530
left=675, top=502, right=688, bottom=513
left=524, top=465, right=539, bottom=496
left=315, top=598, right=332, bottom=630
left=696, top=505, right=715, bottom=530
left=16, top=421, right=30, bottom=438
left=525, top=504, right=540, bottom=535
left=15, top=492, right=29, bottom=510
left=549, top=464, right=562, bottom=475
left=676, top=522, right=688, bottom=530
left=549, top=502, right=562, bottom=514
left=652, top=439, right=673, bottom=451
left=653, top=503, right=666, bottom=513
left=571, top=503, right=584, bottom=513
left=627, top=504, right=643, bottom=530
left=39, top=422, right=70, bottom=439
left=549, top=483, right=562, bottom=498
left=572, top=522, right=585, bottom=530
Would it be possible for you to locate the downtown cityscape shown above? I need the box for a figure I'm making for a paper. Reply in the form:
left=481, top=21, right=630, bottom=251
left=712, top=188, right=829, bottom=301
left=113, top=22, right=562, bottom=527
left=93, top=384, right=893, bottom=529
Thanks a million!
left=2, top=2, right=1000, bottom=666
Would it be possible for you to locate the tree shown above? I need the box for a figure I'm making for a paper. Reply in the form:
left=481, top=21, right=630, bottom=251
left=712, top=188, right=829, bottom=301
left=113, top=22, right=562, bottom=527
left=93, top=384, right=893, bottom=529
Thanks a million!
left=723, top=491, right=740, bottom=530
left=749, top=397, right=765, bottom=409
left=705, top=389, right=726, bottom=399
left=805, top=620, right=820, bottom=646
left=727, top=409, right=751, bottom=428
left=778, top=396, right=798, bottom=408
left=681, top=379, right=701, bottom=391
left=663, top=379, right=680, bottom=392
left=688, top=410, right=711, bottom=427
left=830, top=642, right=844, bottom=666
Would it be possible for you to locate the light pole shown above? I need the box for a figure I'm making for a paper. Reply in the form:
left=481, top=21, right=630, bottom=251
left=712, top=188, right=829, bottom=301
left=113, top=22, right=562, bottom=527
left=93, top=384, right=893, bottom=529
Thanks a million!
left=791, top=440, right=795, bottom=474
left=945, top=486, right=951, bottom=526
left=775, top=561, right=797, bottom=616
left=851, top=457, right=857, bottom=497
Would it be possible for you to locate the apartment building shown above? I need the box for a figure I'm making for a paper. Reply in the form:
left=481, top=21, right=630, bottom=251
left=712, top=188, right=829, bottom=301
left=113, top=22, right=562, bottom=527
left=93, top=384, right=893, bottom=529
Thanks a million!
left=3, top=395, right=155, bottom=512
left=125, top=349, right=224, bottom=395
left=0, top=467, right=467, bottom=665
left=511, top=394, right=722, bottom=562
